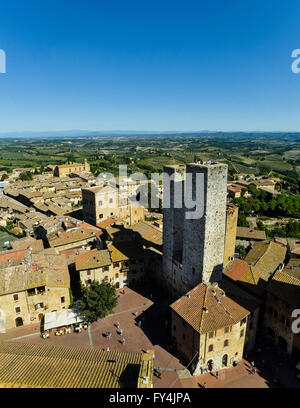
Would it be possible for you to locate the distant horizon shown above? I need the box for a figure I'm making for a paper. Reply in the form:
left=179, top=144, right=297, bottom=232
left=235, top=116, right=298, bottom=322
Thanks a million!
left=1, top=129, right=300, bottom=138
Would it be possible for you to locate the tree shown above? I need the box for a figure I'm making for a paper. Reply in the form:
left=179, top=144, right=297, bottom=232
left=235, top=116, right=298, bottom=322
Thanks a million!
left=1, top=173, right=8, bottom=181
left=6, top=220, right=14, bottom=230
left=77, top=281, right=118, bottom=323
left=18, top=171, right=33, bottom=181
left=235, top=245, right=247, bottom=259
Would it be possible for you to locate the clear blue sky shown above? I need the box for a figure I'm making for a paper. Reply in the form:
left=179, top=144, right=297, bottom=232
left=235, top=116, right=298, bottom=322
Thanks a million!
left=0, top=0, right=300, bottom=133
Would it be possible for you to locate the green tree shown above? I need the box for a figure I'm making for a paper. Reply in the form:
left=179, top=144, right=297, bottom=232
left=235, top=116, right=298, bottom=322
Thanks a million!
left=235, top=245, right=247, bottom=259
left=77, top=281, right=118, bottom=323
left=6, top=220, right=14, bottom=230
left=18, top=171, right=33, bottom=181
left=1, top=173, right=8, bottom=181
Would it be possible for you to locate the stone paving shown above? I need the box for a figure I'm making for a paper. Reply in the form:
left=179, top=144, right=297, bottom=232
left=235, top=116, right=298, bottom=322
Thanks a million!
left=0, top=287, right=281, bottom=388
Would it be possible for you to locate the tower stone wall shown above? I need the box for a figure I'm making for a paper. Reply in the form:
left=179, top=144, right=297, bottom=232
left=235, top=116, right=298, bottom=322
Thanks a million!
left=162, top=165, right=185, bottom=292
left=223, top=204, right=238, bottom=267
left=162, top=162, right=228, bottom=297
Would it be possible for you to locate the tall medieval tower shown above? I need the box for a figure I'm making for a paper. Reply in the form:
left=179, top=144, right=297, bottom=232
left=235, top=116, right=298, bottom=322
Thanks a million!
left=162, top=162, right=228, bottom=297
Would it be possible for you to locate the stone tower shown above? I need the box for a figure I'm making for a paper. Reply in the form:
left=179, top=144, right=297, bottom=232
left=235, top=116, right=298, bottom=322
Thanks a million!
left=162, top=164, right=186, bottom=289
left=181, top=163, right=228, bottom=289
left=162, top=162, right=228, bottom=297
left=223, top=204, right=238, bottom=266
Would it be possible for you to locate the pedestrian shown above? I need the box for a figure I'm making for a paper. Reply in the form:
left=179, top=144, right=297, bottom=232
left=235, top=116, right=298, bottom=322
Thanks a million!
left=157, top=368, right=161, bottom=378
left=137, top=320, right=142, bottom=328
left=251, top=361, right=255, bottom=368
left=122, top=338, right=125, bottom=344
left=119, top=328, right=123, bottom=335
left=253, top=366, right=257, bottom=374
left=106, top=347, right=110, bottom=352
left=216, top=371, right=219, bottom=379
left=203, top=382, right=207, bottom=389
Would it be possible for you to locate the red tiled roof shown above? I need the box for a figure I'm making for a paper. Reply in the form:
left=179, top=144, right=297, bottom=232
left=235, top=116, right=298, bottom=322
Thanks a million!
left=223, top=259, right=250, bottom=281
left=170, top=283, right=249, bottom=334
left=97, top=217, right=116, bottom=229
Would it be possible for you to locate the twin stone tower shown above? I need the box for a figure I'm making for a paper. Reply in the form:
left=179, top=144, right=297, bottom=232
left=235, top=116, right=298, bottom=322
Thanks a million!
left=162, top=162, right=228, bottom=299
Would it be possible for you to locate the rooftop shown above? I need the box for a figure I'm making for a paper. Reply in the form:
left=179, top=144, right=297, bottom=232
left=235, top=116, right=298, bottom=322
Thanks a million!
left=170, top=282, right=249, bottom=334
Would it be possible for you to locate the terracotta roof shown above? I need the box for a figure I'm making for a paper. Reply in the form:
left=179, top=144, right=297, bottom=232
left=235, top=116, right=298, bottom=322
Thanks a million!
left=0, top=251, right=69, bottom=295
left=236, top=227, right=266, bottom=241
left=0, top=342, right=143, bottom=388
left=49, top=226, right=99, bottom=247
left=10, top=238, right=44, bottom=253
left=97, top=217, right=116, bottom=229
left=268, top=259, right=300, bottom=308
left=0, top=248, right=29, bottom=266
left=244, top=241, right=286, bottom=281
left=170, top=283, right=249, bottom=334
left=75, top=248, right=111, bottom=271
left=129, top=221, right=162, bottom=246
left=223, top=259, right=251, bottom=281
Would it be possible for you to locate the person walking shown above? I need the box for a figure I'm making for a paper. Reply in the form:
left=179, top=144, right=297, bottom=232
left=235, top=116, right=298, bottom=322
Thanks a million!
left=216, top=371, right=219, bottom=380
left=122, top=338, right=126, bottom=344
left=203, top=382, right=207, bottom=388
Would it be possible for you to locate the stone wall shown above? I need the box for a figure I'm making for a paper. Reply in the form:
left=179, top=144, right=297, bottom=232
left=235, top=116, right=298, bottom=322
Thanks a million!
left=224, top=205, right=238, bottom=266
left=0, top=286, right=70, bottom=331
left=182, top=163, right=228, bottom=291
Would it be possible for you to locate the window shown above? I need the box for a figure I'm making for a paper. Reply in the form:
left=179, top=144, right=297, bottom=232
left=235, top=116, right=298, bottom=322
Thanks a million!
left=113, top=262, right=119, bottom=268
left=103, top=266, right=109, bottom=272
left=98, top=200, right=103, bottom=206
left=15, top=307, right=21, bottom=313
left=192, top=267, right=195, bottom=275
left=35, top=303, right=44, bottom=310
left=61, top=297, right=65, bottom=304
left=115, top=273, right=119, bottom=278
left=225, top=327, right=229, bottom=333
left=209, top=332, right=214, bottom=338
left=240, top=318, right=246, bottom=326
left=224, top=340, right=229, bottom=347
left=99, top=214, right=103, bottom=219
left=104, top=276, right=108, bottom=281
left=240, top=329, right=244, bottom=337
left=87, top=271, right=91, bottom=276
left=13, top=294, right=18, bottom=301
left=208, top=345, right=213, bottom=352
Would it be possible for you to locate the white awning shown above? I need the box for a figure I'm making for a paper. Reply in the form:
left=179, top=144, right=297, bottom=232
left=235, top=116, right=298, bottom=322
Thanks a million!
left=44, top=309, right=84, bottom=330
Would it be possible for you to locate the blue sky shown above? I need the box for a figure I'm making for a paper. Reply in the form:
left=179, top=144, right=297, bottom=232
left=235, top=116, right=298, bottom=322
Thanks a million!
left=0, top=0, right=300, bottom=133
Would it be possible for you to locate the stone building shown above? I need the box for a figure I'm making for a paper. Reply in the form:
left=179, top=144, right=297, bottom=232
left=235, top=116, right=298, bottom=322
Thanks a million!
left=82, top=185, right=144, bottom=227
left=0, top=249, right=70, bottom=331
left=76, top=241, right=147, bottom=289
left=48, top=225, right=101, bottom=252
left=53, top=160, right=90, bottom=177
left=170, top=282, right=249, bottom=375
left=236, top=227, right=266, bottom=248
left=263, top=259, right=300, bottom=362
left=162, top=162, right=228, bottom=298
left=223, top=204, right=238, bottom=266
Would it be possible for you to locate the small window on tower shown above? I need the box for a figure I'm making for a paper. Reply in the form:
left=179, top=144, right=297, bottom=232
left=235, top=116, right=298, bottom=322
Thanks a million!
left=192, top=267, right=195, bottom=275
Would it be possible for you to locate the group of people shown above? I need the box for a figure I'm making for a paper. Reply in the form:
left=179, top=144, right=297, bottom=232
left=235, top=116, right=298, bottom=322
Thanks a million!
left=103, top=322, right=126, bottom=347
